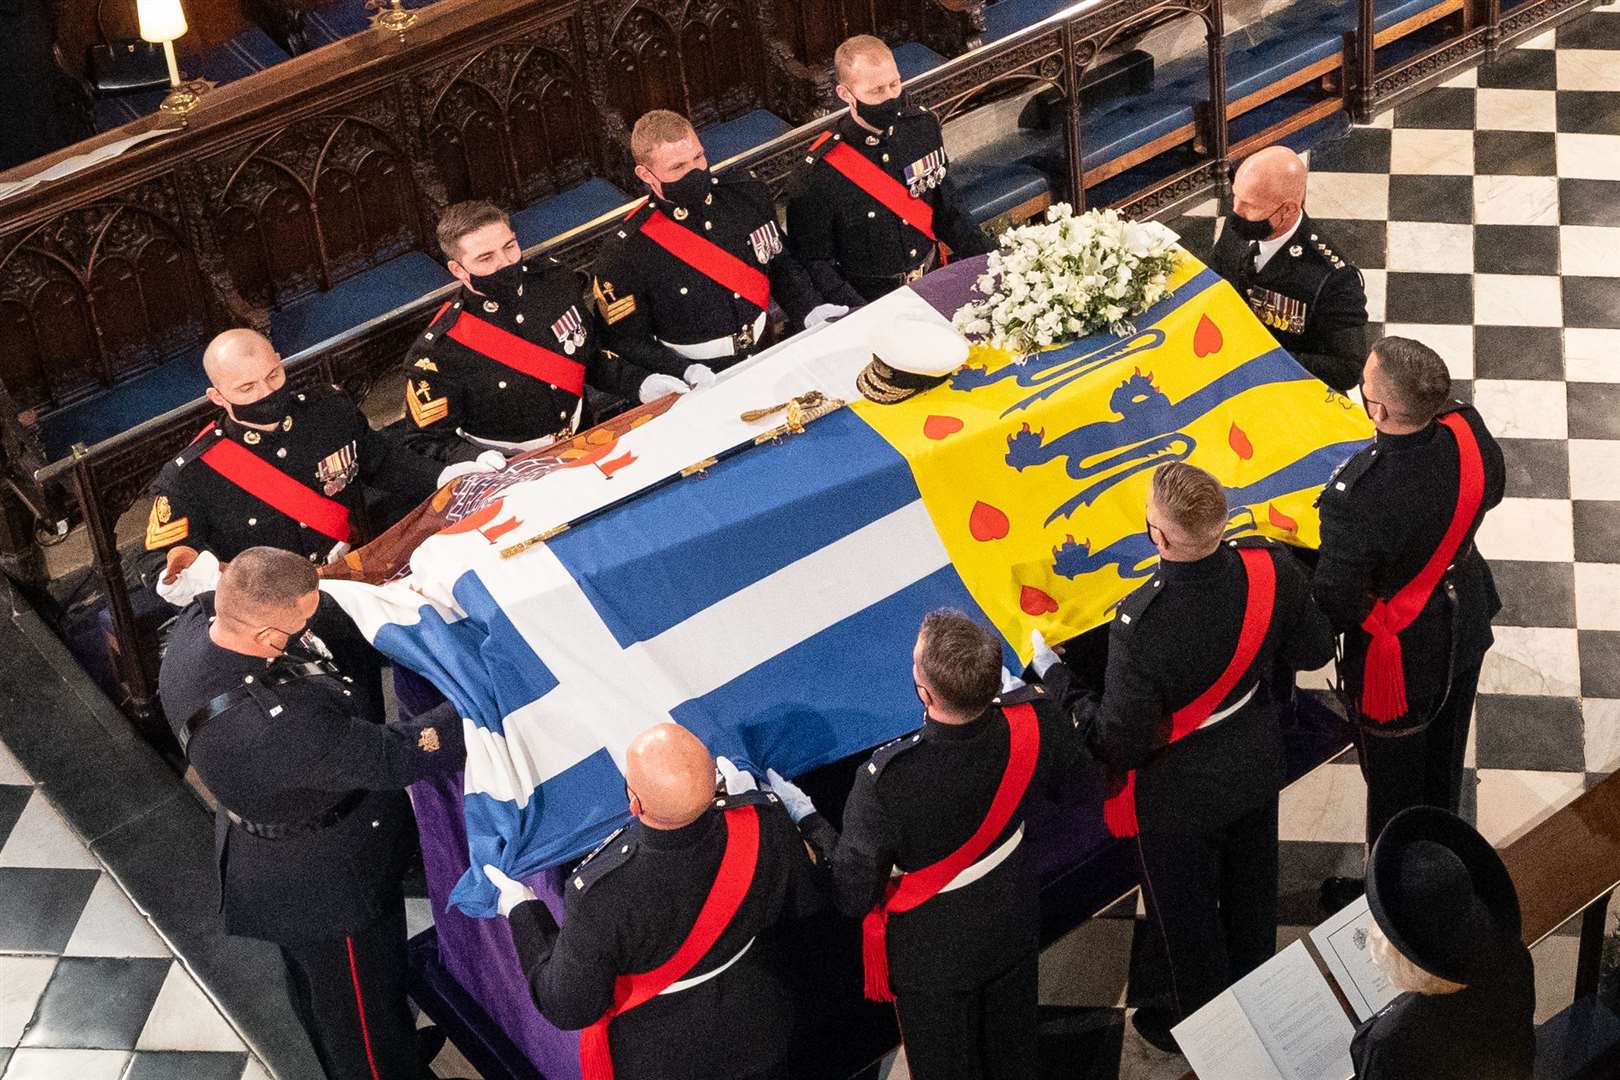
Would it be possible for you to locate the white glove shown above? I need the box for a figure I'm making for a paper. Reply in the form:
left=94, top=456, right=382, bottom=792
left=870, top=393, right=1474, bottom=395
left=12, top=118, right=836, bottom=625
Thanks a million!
left=764, top=768, right=817, bottom=824
left=154, top=549, right=220, bottom=607
left=475, top=449, right=508, bottom=470
left=483, top=864, right=536, bottom=918
left=715, top=755, right=758, bottom=795
left=435, top=450, right=505, bottom=488
left=1000, top=665, right=1026, bottom=694
left=638, top=373, right=689, bottom=403
left=1030, top=629, right=1061, bottom=679
left=803, top=303, right=850, bottom=329
left=682, top=363, right=717, bottom=389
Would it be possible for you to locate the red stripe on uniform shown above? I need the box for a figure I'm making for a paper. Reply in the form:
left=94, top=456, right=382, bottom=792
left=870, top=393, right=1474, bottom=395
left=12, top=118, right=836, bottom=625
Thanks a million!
left=345, top=935, right=383, bottom=1080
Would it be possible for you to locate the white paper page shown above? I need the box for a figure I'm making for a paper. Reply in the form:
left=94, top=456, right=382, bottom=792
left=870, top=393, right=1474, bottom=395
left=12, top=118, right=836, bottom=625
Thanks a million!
left=1173, top=988, right=1286, bottom=1080
left=1309, top=895, right=1399, bottom=1022
left=1233, top=940, right=1356, bottom=1080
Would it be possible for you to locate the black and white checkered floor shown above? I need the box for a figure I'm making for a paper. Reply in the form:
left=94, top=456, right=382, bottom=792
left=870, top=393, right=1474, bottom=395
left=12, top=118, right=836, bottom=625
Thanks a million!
left=5, top=10, right=1620, bottom=1077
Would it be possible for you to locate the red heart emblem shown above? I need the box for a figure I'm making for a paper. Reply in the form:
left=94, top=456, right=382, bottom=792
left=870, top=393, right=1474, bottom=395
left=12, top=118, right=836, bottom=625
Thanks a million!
left=1194, top=314, right=1223, bottom=357
left=1268, top=503, right=1300, bottom=533
left=1019, top=586, right=1059, bottom=616
left=923, top=415, right=964, bottom=440
left=968, top=501, right=1010, bottom=542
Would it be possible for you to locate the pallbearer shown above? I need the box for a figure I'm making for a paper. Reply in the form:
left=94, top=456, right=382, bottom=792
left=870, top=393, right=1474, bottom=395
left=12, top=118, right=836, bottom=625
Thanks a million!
left=486, top=724, right=823, bottom=1080
left=786, top=35, right=994, bottom=306
left=591, top=110, right=838, bottom=381
left=765, top=612, right=1083, bottom=1080
left=1075, top=462, right=1334, bottom=1051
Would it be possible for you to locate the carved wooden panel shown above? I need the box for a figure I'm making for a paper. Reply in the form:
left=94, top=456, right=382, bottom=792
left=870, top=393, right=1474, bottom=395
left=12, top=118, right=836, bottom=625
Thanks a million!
left=601, top=0, right=766, bottom=127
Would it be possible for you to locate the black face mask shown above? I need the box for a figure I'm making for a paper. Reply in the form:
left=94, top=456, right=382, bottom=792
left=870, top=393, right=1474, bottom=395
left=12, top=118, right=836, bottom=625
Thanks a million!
left=233, top=382, right=291, bottom=426
left=1227, top=211, right=1275, bottom=243
left=856, top=92, right=905, bottom=131
left=662, top=166, right=712, bottom=208
left=471, top=261, right=527, bottom=306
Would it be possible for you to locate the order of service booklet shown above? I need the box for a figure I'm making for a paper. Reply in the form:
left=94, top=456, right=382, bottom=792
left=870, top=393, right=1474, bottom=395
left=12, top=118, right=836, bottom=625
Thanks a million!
left=1307, top=895, right=1402, bottom=1022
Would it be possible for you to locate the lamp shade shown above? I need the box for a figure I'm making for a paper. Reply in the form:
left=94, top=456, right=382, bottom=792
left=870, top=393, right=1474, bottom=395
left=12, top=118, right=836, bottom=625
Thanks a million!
left=137, top=0, right=188, bottom=43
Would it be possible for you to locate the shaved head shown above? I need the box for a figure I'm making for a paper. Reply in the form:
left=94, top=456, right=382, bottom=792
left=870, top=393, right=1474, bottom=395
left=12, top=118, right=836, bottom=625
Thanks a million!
left=625, top=723, right=716, bottom=829
left=202, top=329, right=287, bottom=420
left=1230, top=146, right=1308, bottom=242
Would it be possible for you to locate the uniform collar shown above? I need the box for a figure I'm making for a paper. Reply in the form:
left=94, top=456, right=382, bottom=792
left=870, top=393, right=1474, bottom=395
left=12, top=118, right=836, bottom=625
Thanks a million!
left=637, top=809, right=719, bottom=851
left=924, top=706, right=995, bottom=741
left=1158, top=544, right=1231, bottom=582
left=1375, top=422, right=1440, bottom=452
left=838, top=112, right=890, bottom=147
left=1254, top=213, right=1305, bottom=273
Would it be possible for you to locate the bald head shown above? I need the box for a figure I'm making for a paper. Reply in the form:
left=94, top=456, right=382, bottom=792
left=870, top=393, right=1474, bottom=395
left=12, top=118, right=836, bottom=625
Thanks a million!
left=624, top=723, right=716, bottom=829
left=202, top=329, right=288, bottom=422
left=1231, top=147, right=1308, bottom=241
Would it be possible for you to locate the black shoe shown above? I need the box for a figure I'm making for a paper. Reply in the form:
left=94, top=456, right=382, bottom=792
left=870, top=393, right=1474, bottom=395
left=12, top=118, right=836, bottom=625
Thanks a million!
left=1320, top=875, right=1366, bottom=913
left=1131, top=1007, right=1181, bottom=1054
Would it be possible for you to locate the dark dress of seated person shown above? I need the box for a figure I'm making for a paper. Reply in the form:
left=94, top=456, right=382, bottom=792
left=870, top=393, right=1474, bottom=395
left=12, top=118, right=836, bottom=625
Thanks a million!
left=1352, top=805, right=1535, bottom=1080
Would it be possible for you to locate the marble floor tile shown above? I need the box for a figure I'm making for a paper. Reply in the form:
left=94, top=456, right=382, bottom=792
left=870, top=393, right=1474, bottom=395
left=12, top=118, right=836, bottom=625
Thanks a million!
left=1307, top=127, right=1392, bottom=174
left=1279, top=763, right=1367, bottom=843
left=1357, top=267, right=1385, bottom=322
left=1384, top=271, right=1472, bottom=323
left=1478, top=626, right=1582, bottom=696
left=1557, top=133, right=1620, bottom=180
left=1580, top=632, right=1620, bottom=697
left=1574, top=501, right=1620, bottom=563
left=1559, top=224, right=1620, bottom=277
left=1306, top=171, right=1390, bottom=220
left=1584, top=698, right=1620, bottom=773
left=1388, top=127, right=1474, bottom=174
left=1564, top=276, right=1620, bottom=328
left=1382, top=323, right=1474, bottom=378
left=0, top=1048, right=130, bottom=1080
left=1475, top=130, right=1560, bottom=175
left=1389, top=173, right=1476, bottom=223
left=1472, top=274, right=1565, bottom=327
left=1555, top=49, right=1620, bottom=91
left=1559, top=178, right=1620, bottom=224
left=0, top=742, right=27, bottom=786
left=1471, top=378, right=1569, bottom=438
left=1474, top=768, right=1585, bottom=845
left=1362, top=109, right=1395, bottom=130
left=1475, top=497, right=1574, bottom=561
left=1570, top=439, right=1620, bottom=500
left=1393, top=87, right=1478, bottom=129
left=1565, top=329, right=1620, bottom=382
left=124, top=1051, right=248, bottom=1080
left=18, top=957, right=171, bottom=1050
left=1500, top=438, right=1572, bottom=499
left=1556, top=90, right=1620, bottom=136
left=1492, top=558, right=1578, bottom=626
left=1475, top=174, right=1562, bottom=224
left=62, top=874, right=170, bottom=959
left=1039, top=914, right=1135, bottom=1008
left=0, top=956, right=58, bottom=1046
left=1523, top=28, right=1558, bottom=48
left=1475, top=223, right=1561, bottom=275
left=1568, top=383, right=1620, bottom=440
left=1385, top=221, right=1474, bottom=272
left=1473, top=695, right=1585, bottom=771
left=136, top=962, right=246, bottom=1052
left=1477, top=46, right=1559, bottom=91
left=1475, top=88, right=1560, bottom=132
left=240, top=1057, right=274, bottom=1080
left=1441, top=66, right=1479, bottom=89
left=1474, top=325, right=1563, bottom=381
left=1574, top=561, right=1620, bottom=629
left=0, top=792, right=99, bottom=870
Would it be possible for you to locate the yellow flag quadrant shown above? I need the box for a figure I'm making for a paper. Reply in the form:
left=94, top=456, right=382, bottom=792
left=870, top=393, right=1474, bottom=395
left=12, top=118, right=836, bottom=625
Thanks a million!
left=852, top=254, right=1374, bottom=661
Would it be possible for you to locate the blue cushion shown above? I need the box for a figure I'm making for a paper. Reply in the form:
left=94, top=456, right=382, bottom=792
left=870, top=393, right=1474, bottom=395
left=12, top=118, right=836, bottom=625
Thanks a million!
left=955, top=163, right=1052, bottom=223
left=699, top=110, right=792, bottom=165
left=892, top=41, right=947, bottom=81
left=509, top=178, right=632, bottom=250
left=38, top=346, right=209, bottom=460
left=270, top=250, right=452, bottom=357
left=1224, top=23, right=1347, bottom=101
left=1080, top=77, right=1202, bottom=173
left=984, top=0, right=1072, bottom=41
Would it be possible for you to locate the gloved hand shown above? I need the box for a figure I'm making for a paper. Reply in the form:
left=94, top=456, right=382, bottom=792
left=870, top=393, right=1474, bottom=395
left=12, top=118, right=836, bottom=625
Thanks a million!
left=764, top=768, right=817, bottom=824
left=683, top=363, right=717, bottom=390
left=1000, top=665, right=1026, bottom=694
left=483, top=864, right=536, bottom=918
left=715, top=755, right=758, bottom=795
left=435, top=450, right=506, bottom=488
left=155, top=548, right=220, bottom=607
left=475, top=449, right=508, bottom=470
left=1030, top=629, right=1061, bottom=679
left=638, top=373, right=690, bottom=403
left=803, top=303, right=850, bottom=329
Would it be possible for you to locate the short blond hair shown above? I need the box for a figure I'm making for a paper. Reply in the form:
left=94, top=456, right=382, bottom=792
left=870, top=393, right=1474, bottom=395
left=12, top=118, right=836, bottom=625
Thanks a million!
left=216, top=547, right=317, bottom=622
left=436, top=200, right=509, bottom=261
left=1370, top=923, right=1467, bottom=996
left=834, top=34, right=893, bottom=86
left=1152, top=462, right=1228, bottom=542
left=630, top=110, right=697, bottom=166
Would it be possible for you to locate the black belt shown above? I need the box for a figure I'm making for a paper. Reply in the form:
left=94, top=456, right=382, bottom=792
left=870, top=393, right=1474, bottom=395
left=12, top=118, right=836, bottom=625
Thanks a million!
left=224, top=788, right=368, bottom=840
left=847, top=246, right=939, bottom=289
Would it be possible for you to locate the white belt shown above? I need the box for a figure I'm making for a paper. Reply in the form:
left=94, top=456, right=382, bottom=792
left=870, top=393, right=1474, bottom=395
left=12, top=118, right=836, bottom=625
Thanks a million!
left=657, top=311, right=767, bottom=362
left=658, top=935, right=755, bottom=995
left=1195, top=682, right=1259, bottom=732
left=892, top=822, right=1025, bottom=896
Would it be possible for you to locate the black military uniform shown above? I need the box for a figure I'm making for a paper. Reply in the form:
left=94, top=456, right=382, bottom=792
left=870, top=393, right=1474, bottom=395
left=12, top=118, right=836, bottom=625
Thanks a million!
left=1313, top=402, right=1505, bottom=845
left=590, top=171, right=823, bottom=376
left=507, top=789, right=823, bottom=1080
left=797, top=683, right=1083, bottom=1080
left=1209, top=213, right=1368, bottom=392
left=158, top=594, right=465, bottom=1080
left=400, top=258, right=656, bottom=463
left=786, top=105, right=995, bottom=306
left=1077, top=537, right=1334, bottom=1026
left=141, top=384, right=442, bottom=573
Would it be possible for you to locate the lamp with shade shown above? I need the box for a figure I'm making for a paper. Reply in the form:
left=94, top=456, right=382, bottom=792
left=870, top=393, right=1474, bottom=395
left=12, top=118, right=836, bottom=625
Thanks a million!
left=137, top=0, right=208, bottom=114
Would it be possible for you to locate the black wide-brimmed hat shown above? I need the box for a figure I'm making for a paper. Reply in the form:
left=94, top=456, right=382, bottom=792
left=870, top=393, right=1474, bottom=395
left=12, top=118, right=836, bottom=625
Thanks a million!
left=1367, top=806, right=1522, bottom=986
left=855, top=320, right=969, bottom=405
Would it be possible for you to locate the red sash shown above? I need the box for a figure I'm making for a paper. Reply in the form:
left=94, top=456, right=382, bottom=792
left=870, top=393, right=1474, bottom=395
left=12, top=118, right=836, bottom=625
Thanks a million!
left=197, top=437, right=351, bottom=543
left=861, top=701, right=1039, bottom=1002
left=823, top=140, right=938, bottom=243
left=1103, top=547, right=1276, bottom=838
left=445, top=309, right=586, bottom=397
left=638, top=208, right=772, bottom=312
left=578, top=805, right=761, bottom=1080
left=1358, top=412, right=1486, bottom=723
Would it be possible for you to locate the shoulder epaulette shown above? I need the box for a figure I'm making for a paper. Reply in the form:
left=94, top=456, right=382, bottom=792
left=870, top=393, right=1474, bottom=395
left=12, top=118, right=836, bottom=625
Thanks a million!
left=568, top=824, right=636, bottom=893
left=1323, top=443, right=1380, bottom=497
left=172, top=425, right=224, bottom=468
left=864, top=727, right=925, bottom=780
left=712, top=789, right=781, bottom=812
left=1227, top=534, right=1275, bottom=550
left=998, top=682, right=1048, bottom=706
left=1115, top=573, right=1164, bottom=629
left=615, top=198, right=654, bottom=240
left=803, top=130, right=843, bottom=168
left=1304, top=229, right=1348, bottom=271
left=412, top=298, right=465, bottom=357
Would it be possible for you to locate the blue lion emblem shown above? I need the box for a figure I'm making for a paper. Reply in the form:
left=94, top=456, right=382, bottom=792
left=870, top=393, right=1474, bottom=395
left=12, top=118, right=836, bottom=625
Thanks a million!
left=951, top=329, right=1166, bottom=417
left=1051, top=508, right=1260, bottom=581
